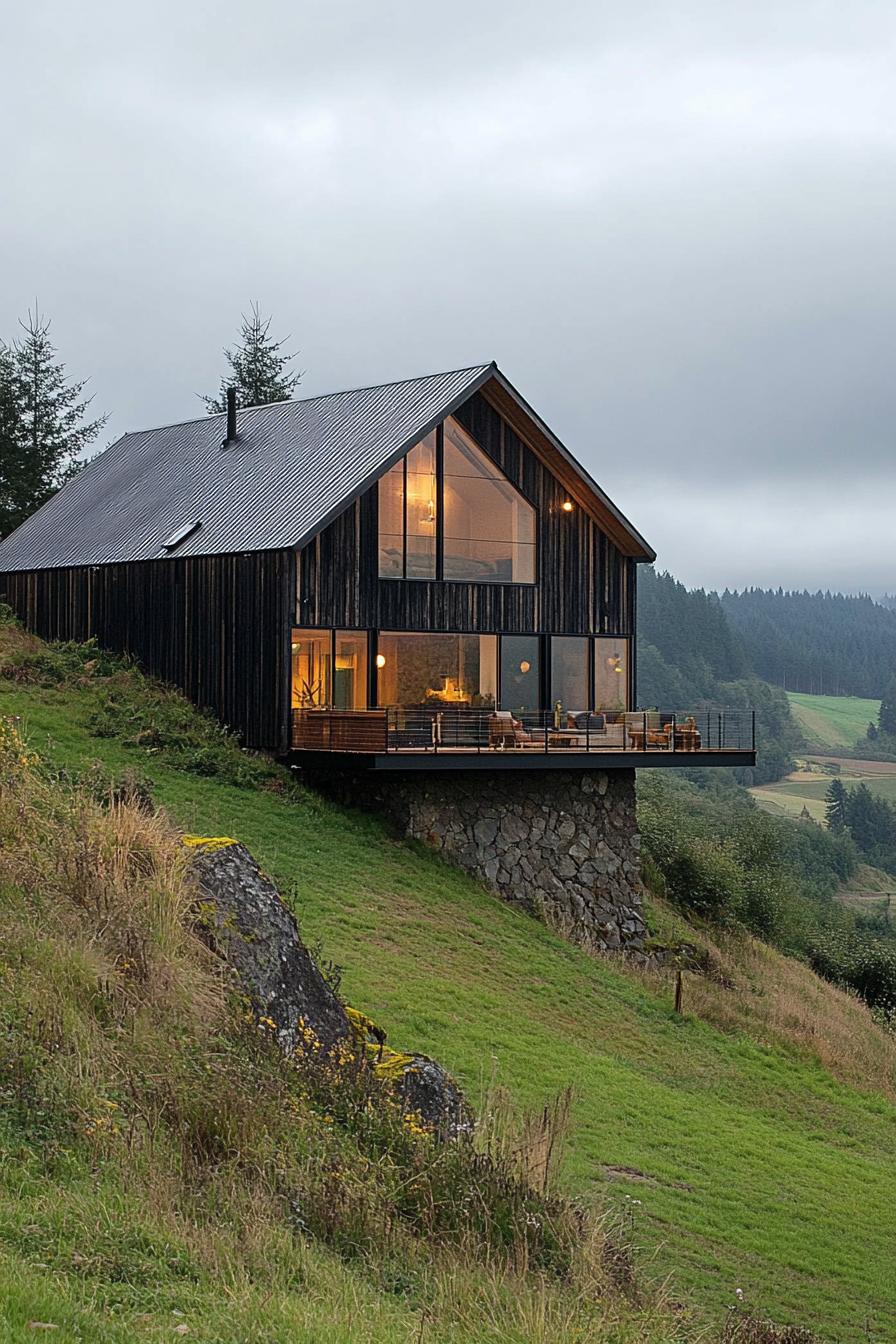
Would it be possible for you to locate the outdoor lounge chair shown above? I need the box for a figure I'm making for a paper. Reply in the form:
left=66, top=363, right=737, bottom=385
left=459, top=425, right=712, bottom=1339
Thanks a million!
left=488, top=711, right=534, bottom=749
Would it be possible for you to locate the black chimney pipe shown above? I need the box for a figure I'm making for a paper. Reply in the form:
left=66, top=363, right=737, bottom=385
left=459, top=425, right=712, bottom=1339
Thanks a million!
left=224, top=386, right=237, bottom=447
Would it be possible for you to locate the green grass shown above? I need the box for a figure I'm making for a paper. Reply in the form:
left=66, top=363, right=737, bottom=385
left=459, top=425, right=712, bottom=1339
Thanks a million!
left=3, top=677, right=896, bottom=1340
left=787, top=692, right=881, bottom=751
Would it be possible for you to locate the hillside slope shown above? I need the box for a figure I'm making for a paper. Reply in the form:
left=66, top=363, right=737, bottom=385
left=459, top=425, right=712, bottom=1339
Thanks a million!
left=1, top=630, right=896, bottom=1340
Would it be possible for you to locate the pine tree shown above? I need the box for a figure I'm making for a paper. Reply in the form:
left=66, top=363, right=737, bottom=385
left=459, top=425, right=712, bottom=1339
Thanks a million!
left=3, top=306, right=107, bottom=537
left=880, top=678, right=896, bottom=737
left=0, top=344, right=25, bottom=537
left=825, top=779, right=848, bottom=833
left=204, top=303, right=302, bottom=412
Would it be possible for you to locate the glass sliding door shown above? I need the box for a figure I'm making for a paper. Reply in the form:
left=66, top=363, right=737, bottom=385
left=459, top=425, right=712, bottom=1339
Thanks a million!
left=594, top=637, right=629, bottom=712
left=292, top=630, right=332, bottom=708
left=551, top=636, right=589, bottom=714
left=333, top=631, right=368, bottom=709
left=376, top=633, right=497, bottom=708
left=500, top=635, right=541, bottom=714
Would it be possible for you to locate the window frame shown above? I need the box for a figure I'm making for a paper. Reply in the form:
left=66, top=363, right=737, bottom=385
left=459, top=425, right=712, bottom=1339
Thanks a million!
left=378, top=420, right=537, bottom=586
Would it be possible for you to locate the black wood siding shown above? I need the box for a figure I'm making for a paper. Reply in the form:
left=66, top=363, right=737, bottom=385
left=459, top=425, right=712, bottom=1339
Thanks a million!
left=0, top=550, right=294, bottom=751
left=297, top=390, right=635, bottom=637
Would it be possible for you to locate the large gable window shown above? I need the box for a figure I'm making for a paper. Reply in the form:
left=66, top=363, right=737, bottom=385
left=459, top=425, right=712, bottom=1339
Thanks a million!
left=377, top=417, right=536, bottom=583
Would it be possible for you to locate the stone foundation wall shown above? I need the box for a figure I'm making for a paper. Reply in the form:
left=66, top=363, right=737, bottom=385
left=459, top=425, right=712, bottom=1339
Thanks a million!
left=313, top=768, right=646, bottom=953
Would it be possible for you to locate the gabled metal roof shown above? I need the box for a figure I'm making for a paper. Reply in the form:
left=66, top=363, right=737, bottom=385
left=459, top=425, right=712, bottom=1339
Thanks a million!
left=0, top=360, right=654, bottom=571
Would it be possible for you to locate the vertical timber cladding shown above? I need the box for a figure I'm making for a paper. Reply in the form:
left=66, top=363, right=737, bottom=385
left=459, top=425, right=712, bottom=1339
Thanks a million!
left=0, top=549, right=295, bottom=752
left=296, top=388, right=636, bottom=636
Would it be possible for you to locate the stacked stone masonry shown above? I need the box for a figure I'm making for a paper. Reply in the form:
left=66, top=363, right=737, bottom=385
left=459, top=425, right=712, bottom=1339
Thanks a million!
left=315, top=768, right=646, bottom=953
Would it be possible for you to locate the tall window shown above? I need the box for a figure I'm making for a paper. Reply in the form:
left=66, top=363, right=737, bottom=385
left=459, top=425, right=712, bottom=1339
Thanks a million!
left=378, top=431, right=437, bottom=578
left=551, top=636, right=589, bottom=713
left=333, top=631, right=368, bottom=709
left=292, top=630, right=331, bottom=707
left=500, top=635, right=541, bottom=714
left=376, top=633, right=497, bottom=708
left=594, top=637, right=629, bottom=712
left=377, top=419, right=535, bottom=583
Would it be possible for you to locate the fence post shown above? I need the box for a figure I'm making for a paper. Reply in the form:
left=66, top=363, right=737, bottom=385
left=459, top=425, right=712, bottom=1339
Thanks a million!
left=674, top=970, right=683, bottom=1015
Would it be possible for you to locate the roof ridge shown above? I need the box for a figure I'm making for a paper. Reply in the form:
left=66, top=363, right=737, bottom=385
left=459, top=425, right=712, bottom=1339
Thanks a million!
left=124, top=362, right=495, bottom=439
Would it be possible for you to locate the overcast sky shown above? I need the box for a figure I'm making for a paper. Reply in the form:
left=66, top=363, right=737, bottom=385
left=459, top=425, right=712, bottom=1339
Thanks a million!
left=2, top=1, right=894, bottom=594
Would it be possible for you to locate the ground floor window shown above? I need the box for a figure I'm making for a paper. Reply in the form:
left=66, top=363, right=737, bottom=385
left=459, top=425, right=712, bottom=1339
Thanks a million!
left=500, top=635, right=541, bottom=715
left=292, top=630, right=331, bottom=707
left=550, top=636, right=590, bottom=715
left=334, top=631, right=368, bottom=709
left=594, top=637, right=629, bottom=713
left=292, top=629, right=368, bottom=709
left=376, top=633, right=497, bottom=709
left=291, top=629, right=629, bottom=714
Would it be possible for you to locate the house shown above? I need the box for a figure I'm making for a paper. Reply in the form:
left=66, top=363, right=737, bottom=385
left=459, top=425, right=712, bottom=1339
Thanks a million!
left=0, top=362, right=754, bottom=772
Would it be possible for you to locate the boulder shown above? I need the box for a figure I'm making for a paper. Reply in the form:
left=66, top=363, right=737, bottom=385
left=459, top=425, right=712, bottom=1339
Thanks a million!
left=185, top=835, right=469, bottom=1137
left=187, top=836, right=351, bottom=1058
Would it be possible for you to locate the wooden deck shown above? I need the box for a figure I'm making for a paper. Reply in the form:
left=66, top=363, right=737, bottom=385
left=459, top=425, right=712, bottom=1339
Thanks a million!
left=291, top=708, right=756, bottom=767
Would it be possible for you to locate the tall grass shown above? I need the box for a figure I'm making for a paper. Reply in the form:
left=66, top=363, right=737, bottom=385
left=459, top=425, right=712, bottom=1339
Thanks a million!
left=0, top=712, right=722, bottom=1341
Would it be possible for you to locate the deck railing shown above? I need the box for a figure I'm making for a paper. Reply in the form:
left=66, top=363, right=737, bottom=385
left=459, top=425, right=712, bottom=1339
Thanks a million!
left=292, top=708, right=756, bottom=756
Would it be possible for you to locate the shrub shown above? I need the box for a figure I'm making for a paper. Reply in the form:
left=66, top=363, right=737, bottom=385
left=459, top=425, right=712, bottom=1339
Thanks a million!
left=87, top=669, right=285, bottom=790
left=1, top=637, right=125, bottom=685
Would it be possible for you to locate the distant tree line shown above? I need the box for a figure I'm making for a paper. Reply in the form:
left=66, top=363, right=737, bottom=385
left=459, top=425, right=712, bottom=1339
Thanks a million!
left=636, top=567, right=802, bottom=785
left=720, top=588, right=896, bottom=699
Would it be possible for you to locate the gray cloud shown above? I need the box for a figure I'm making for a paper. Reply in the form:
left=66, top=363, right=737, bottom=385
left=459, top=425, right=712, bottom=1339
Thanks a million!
left=2, top=1, right=894, bottom=592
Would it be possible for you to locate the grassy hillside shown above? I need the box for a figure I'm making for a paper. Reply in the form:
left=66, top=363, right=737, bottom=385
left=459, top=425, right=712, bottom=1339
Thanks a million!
left=2, top=631, right=896, bottom=1340
left=787, top=692, right=880, bottom=751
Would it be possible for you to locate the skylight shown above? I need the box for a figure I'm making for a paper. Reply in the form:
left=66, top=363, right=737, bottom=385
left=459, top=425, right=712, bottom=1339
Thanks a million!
left=162, top=519, right=202, bottom=551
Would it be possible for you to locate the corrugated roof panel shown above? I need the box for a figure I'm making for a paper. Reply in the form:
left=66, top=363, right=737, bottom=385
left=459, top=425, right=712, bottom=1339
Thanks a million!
left=0, top=364, right=494, bottom=571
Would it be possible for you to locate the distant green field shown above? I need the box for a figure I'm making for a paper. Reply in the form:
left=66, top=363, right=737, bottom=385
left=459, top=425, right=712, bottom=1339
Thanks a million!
left=771, top=774, right=896, bottom=805
left=787, top=691, right=881, bottom=750
left=750, top=788, right=828, bottom=822
left=751, top=756, right=896, bottom=826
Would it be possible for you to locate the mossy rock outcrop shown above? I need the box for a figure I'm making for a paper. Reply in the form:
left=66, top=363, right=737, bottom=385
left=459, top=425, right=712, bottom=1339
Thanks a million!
left=186, top=836, right=469, bottom=1137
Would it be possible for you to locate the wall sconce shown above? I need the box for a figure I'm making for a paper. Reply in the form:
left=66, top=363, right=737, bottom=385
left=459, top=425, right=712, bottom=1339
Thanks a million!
left=375, top=654, right=387, bottom=669
left=561, top=500, right=574, bottom=512
left=519, top=660, right=531, bottom=674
